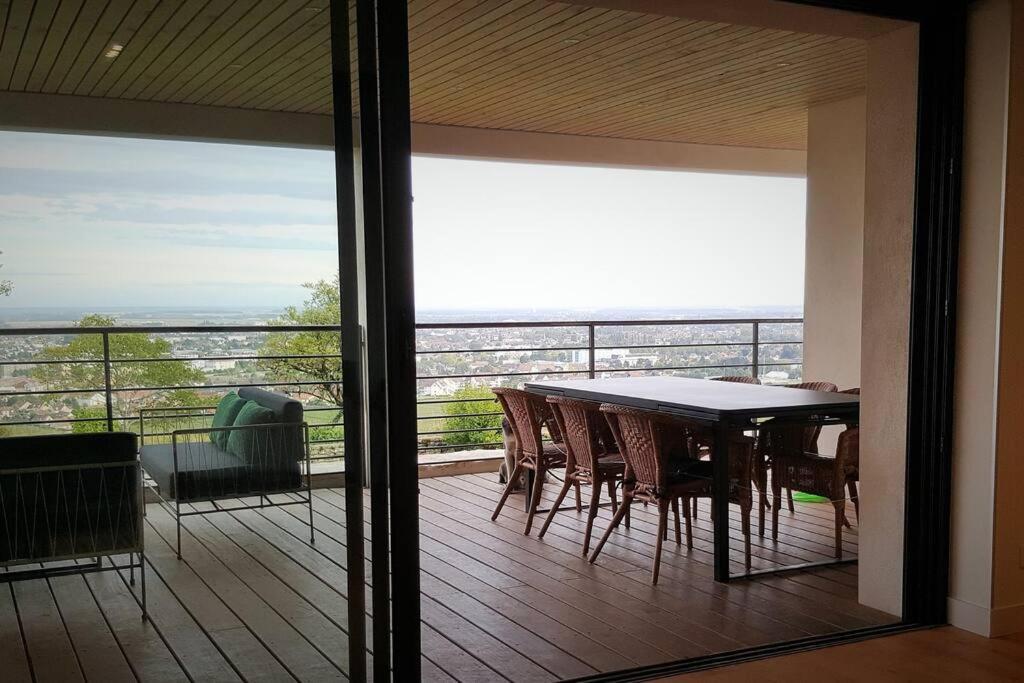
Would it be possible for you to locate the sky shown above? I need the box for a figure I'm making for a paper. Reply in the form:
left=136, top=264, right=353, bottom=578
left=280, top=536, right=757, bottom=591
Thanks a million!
left=0, top=131, right=806, bottom=312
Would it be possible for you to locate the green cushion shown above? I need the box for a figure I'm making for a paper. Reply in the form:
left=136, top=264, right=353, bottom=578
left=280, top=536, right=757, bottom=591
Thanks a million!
left=209, top=392, right=247, bottom=450
left=226, top=400, right=277, bottom=461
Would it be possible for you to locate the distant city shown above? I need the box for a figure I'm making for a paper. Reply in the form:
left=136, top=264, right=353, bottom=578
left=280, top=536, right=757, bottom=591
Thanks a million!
left=0, top=304, right=802, bottom=327
left=0, top=305, right=803, bottom=458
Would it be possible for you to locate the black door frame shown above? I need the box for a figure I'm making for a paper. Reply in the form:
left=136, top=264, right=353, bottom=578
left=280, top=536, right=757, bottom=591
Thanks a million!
left=335, top=0, right=967, bottom=679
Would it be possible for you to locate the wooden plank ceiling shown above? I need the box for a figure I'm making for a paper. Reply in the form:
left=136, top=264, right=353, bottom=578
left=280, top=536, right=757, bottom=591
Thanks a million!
left=0, top=0, right=867, bottom=149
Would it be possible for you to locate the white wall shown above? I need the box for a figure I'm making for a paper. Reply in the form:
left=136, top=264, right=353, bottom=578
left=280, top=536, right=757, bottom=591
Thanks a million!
left=803, top=96, right=865, bottom=456
left=949, top=0, right=1010, bottom=637
left=858, top=24, right=919, bottom=616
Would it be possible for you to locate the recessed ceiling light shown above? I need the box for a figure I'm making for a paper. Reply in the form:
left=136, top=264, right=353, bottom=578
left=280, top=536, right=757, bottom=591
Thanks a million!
left=776, top=61, right=792, bottom=67
left=563, top=38, right=581, bottom=45
left=104, top=44, right=124, bottom=59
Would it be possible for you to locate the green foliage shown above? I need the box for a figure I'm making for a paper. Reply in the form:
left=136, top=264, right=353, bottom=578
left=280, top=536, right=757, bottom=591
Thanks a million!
left=0, top=250, right=10, bottom=296
left=32, top=315, right=205, bottom=423
left=441, top=386, right=503, bottom=446
left=258, top=276, right=341, bottom=406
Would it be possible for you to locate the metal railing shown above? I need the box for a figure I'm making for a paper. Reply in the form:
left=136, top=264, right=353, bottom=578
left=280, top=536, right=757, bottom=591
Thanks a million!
left=0, top=317, right=802, bottom=465
left=0, top=325, right=344, bottom=463
left=413, top=318, right=803, bottom=457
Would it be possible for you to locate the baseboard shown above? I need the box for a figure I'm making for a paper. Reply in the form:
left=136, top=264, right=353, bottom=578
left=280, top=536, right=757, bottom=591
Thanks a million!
left=947, top=597, right=1024, bottom=637
left=947, top=597, right=993, bottom=636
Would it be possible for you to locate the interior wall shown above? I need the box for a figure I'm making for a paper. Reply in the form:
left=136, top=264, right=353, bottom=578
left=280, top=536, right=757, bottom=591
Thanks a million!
left=992, top=0, right=1024, bottom=636
left=803, top=96, right=865, bottom=454
left=949, top=0, right=1010, bottom=637
left=858, top=23, right=919, bottom=616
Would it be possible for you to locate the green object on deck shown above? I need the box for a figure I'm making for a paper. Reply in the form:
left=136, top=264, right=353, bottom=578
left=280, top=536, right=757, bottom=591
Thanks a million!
left=792, top=491, right=829, bottom=503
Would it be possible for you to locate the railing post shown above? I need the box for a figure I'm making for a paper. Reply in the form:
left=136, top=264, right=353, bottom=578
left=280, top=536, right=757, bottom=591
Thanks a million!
left=102, top=331, right=114, bottom=432
left=751, top=321, right=760, bottom=381
left=588, top=324, right=596, bottom=379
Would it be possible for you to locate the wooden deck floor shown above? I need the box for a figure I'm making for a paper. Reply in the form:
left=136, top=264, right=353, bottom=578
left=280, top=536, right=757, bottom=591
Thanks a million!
left=1, top=473, right=894, bottom=682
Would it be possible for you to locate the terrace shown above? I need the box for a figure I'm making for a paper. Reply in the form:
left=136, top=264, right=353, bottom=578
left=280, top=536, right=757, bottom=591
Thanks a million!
left=2, top=477, right=879, bottom=681
left=0, top=0, right=923, bottom=680
left=0, top=316, right=893, bottom=681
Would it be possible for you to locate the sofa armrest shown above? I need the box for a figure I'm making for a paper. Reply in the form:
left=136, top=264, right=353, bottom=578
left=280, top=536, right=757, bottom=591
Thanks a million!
left=139, top=406, right=217, bottom=445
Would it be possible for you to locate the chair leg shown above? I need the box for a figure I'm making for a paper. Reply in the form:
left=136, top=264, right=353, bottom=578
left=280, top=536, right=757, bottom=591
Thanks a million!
left=787, top=487, right=795, bottom=512
left=176, top=501, right=182, bottom=560
left=683, top=496, right=693, bottom=549
left=574, top=481, right=583, bottom=512
left=308, top=493, right=316, bottom=544
left=759, top=487, right=767, bottom=537
left=671, top=497, right=682, bottom=545
left=583, top=478, right=603, bottom=555
left=607, top=479, right=618, bottom=514
left=742, top=504, right=752, bottom=572
left=492, top=461, right=523, bottom=521
left=692, top=497, right=698, bottom=519
left=538, top=476, right=574, bottom=539
left=771, top=478, right=782, bottom=542
left=848, top=480, right=860, bottom=523
left=833, top=500, right=845, bottom=559
left=624, top=499, right=631, bottom=529
left=652, top=499, right=669, bottom=585
left=140, top=549, right=148, bottom=622
left=524, top=464, right=546, bottom=535
left=588, top=493, right=631, bottom=564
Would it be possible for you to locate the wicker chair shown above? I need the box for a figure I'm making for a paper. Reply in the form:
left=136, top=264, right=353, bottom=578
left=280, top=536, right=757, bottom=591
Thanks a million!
left=688, top=375, right=761, bottom=517
left=589, top=404, right=754, bottom=583
left=711, top=375, right=761, bottom=384
left=769, top=409, right=859, bottom=558
left=761, top=384, right=857, bottom=559
left=491, top=388, right=569, bottom=534
left=753, top=380, right=838, bottom=534
left=539, top=396, right=627, bottom=554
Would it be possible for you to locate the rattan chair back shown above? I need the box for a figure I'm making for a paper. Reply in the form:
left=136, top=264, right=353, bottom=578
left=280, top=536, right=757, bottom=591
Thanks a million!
left=600, top=404, right=696, bottom=495
left=711, top=375, right=761, bottom=384
left=547, top=396, right=613, bottom=473
left=493, top=388, right=551, bottom=458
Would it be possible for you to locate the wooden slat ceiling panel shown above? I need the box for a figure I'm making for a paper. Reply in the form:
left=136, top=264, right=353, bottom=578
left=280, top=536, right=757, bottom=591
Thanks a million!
left=0, top=0, right=868, bottom=149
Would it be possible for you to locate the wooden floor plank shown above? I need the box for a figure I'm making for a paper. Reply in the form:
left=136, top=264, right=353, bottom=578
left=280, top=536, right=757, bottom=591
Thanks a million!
left=48, top=574, right=137, bottom=683
left=12, top=578, right=84, bottom=683
left=0, top=584, right=33, bottom=683
left=84, top=569, right=196, bottom=683
left=10, top=475, right=894, bottom=682
left=145, top=506, right=343, bottom=681
left=261, top=498, right=556, bottom=682
left=141, top=513, right=298, bottom=682
left=180, top=512, right=350, bottom=679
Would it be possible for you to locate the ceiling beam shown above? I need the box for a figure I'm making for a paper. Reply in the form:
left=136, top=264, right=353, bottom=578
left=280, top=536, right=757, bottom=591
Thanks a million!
left=0, top=91, right=805, bottom=176
left=411, top=123, right=806, bottom=176
left=0, top=91, right=335, bottom=149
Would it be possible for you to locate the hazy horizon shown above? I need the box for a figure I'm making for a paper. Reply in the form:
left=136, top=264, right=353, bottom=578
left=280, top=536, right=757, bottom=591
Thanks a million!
left=1, top=131, right=806, bottom=312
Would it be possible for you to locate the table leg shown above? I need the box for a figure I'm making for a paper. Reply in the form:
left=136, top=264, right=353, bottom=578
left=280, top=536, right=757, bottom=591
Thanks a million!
left=713, top=422, right=731, bottom=582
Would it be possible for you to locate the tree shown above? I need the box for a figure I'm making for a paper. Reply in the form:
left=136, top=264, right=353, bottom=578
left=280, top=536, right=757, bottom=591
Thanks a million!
left=32, top=315, right=205, bottom=426
left=0, top=251, right=11, bottom=296
left=258, top=275, right=342, bottom=407
left=442, top=386, right=503, bottom=447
